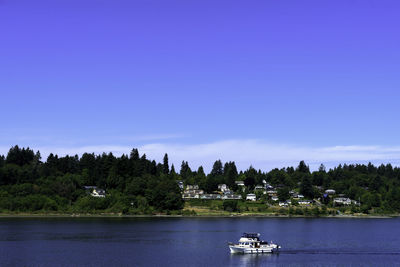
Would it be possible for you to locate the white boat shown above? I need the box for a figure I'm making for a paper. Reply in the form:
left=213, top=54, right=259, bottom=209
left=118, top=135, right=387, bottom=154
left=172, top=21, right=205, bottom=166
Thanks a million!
left=229, top=233, right=281, bottom=254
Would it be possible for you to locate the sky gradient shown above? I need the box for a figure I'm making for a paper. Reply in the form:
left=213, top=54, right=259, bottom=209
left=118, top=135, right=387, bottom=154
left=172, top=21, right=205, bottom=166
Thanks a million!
left=1, top=0, right=400, bottom=171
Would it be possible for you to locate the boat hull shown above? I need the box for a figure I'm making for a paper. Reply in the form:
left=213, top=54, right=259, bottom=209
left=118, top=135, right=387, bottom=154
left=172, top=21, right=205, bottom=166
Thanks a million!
left=229, top=245, right=273, bottom=254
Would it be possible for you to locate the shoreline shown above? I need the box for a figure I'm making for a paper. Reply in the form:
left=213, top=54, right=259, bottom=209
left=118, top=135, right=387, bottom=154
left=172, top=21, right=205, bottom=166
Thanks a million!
left=0, top=213, right=396, bottom=219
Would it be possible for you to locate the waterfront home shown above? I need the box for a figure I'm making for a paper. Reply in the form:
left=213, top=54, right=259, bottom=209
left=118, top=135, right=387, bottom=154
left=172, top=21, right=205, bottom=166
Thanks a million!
left=279, top=202, right=288, bottom=207
left=271, top=196, right=279, bottom=202
left=222, top=194, right=242, bottom=200
left=246, top=194, right=257, bottom=201
left=200, top=194, right=221, bottom=200
left=91, top=188, right=106, bottom=198
left=176, top=180, right=184, bottom=190
left=183, top=190, right=206, bottom=199
left=333, top=197, right=352, bottom=205
left=183, top=184, right=204, bottom=199
left=325, top=189, right=336, bottom=195
left=223, top=189, right=233, bottom=195
left=186, top=184, right=199, bottom=190
left=235, top=181, right=245, bottom=187
left=298, top=200, right=312, bottom=205
left=293, top=194, right=304, bottom=199
left=183, top=193, right=200, bottom=199
left=255, top=185, right=265, bottom=191
left=235, top=181, right=246, bottom=192
left=218, top=184, right=229, bottom=192
left=266, top=184, right=274, bottom=190
left=83, top=185, right=98, bottom=191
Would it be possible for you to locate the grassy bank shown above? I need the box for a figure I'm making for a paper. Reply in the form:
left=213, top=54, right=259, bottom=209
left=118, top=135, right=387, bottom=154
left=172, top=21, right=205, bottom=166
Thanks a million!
left=0, top=199, right=397, bottom=218
left=182, top=199, right=397, bottom=218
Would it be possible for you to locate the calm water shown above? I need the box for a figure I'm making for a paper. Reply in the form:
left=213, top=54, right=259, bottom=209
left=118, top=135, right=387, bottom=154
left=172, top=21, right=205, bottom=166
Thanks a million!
left=0, top=217, right=400, bottom=266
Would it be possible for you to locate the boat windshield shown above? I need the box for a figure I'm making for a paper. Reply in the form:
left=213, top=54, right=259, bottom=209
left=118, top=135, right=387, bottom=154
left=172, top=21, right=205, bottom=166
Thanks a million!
left=242, top=233, right=260, bottom=239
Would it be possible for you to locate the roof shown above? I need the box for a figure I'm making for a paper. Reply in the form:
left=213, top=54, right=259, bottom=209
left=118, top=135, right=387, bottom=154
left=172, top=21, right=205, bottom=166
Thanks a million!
left=83, top=186, right=97, bottom=190
left=242, top=233, right=260, bottom=238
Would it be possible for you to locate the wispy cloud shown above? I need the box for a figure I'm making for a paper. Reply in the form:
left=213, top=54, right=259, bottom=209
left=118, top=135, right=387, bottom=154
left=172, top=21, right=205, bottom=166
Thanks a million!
left=0, top=133, right=184, bottom=146
left=1, top=140, right=400, bottom=172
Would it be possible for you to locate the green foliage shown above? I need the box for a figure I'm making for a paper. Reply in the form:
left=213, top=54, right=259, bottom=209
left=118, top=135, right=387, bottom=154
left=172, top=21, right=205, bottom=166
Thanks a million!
left=1, top=147, right=400, bottom=216
left=300, top=174, right=314, bottom=199
left=277, top=187, right=290, bottom=202
left=222, top=200, right=239, bottom=212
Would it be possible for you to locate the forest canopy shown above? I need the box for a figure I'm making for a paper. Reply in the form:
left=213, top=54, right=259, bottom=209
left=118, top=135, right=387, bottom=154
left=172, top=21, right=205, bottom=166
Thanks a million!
left=0, top=146, right=399, bottom=215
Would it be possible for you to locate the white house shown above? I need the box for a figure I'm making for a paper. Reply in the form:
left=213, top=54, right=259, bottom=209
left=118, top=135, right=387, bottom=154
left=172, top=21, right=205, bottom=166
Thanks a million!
left=334, top=197, right=352, bottom=205
left=176, top=180, right=184, bottom=190
left=218, top=184, right=229, bottom=192
left=294, top=194, right=304, bottom=199
left=298, top=200, right=312, bottom=205
left=267, top=190, right=278, bottom=196
left=279, top=202, right=288, bottom=207
left=255, top=185, right=265, bottom=191
left=186, top=184, right=199, bottom=190
left=246, top=194, right=257, bottom=201
left=222, top=194, right=242, bottom=200
left=325, top=189, right=336, bottom=195
left=235, top=181, right=245, bottom=186
left=91, top=188, right=106, bottom=198
left=271, top=196, right=279, bottom=202
left=200, top=194, right=221, bottom=200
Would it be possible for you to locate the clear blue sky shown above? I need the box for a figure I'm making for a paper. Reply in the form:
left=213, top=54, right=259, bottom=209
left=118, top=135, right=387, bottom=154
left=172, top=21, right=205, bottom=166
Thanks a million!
left=1, top=0, right=400, bottom=171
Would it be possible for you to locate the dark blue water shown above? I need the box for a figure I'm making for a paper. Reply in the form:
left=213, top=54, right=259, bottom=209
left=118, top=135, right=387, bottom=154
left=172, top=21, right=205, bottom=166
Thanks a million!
left=0, top=217, right=399, bottom=266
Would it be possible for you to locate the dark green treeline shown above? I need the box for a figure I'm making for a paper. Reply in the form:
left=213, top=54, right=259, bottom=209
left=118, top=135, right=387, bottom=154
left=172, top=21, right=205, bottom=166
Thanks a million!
left=0, top=146, right=400, bottom=214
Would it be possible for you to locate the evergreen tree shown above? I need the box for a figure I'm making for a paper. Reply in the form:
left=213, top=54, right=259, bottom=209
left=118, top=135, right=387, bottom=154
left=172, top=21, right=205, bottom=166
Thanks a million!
left=180, top=161, right=191, bottom=179
left=319, top=164, right=326, bottom=173
left=297, top=161, right=310, bottom=173
left=130, top=148, right=139, bottom=160
left=225, top=162, right=238, bottom=189
left=163, top=153, right=169, bottom=174
left=170, top=164, right=176, bottom=175
left=210, top=160, right=223, bottom=176
left=197, top=166, right=205, bottom=176
left=300, top=174, right=314, bottom=198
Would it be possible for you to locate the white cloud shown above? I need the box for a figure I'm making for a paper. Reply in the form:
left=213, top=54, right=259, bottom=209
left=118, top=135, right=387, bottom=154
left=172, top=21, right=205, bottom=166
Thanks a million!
left=2, top=140, right=400, bottom=172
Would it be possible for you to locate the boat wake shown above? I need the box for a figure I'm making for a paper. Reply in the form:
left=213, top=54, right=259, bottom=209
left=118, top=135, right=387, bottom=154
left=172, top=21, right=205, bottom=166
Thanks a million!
left=279, top=249, right=400, bottom=255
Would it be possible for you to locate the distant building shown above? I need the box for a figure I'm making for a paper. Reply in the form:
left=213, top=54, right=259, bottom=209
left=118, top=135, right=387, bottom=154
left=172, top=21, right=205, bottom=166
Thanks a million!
left=200, top=194, right=221, bottom=200
left=271, top=196, right=279, bottom=202
left=235, top=181, right=245, bottom=187
left=182, top=184, right=204, bottom=199
left=186, top=184, right=199, bottom=190
left=183, top=193, right=200, bottom=199
left=84, top=186, right=106, bottom=198
left=298, top=200, right=312, bottom=205
left=294, top=194, right=304, bottom=199
left=83, top=186, right=97, bottom=191
left=279, top=202, right=288, bottom=207
left=91, top=188, right=106, bottom=198
left=223, top=189, right=233, bottom=195
left=246, top=194, right=257, bottom=201
left=333, top=197, right=352, bottom=205
left=218, top=184, right=229, bottom=193
left=176, top=180, right=184, bottom=190
left=266, top=184, right=274, bottom=190
left=222, top=194, right=242, bottom=200
left=325, top=189, right=336, bottom=195
left=255, top=185, right=265, bottom=191
left=235, top=181, right=246, bottom=192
